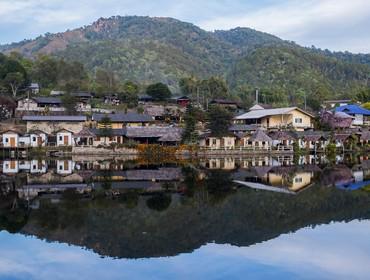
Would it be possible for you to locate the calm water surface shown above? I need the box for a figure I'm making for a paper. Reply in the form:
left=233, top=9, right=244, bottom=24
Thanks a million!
left=0, top=154, right=369, bottom=280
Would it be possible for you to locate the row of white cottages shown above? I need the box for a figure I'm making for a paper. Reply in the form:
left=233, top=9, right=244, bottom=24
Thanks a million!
left=199, top=128, right=370, bottom=151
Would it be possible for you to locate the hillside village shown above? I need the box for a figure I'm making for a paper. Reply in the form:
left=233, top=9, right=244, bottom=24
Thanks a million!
left=1, top=80, right=370, bottom=155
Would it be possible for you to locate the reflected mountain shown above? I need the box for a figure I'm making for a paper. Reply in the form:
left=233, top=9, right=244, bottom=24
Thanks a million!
left=0, top=155, right=370, bottom=259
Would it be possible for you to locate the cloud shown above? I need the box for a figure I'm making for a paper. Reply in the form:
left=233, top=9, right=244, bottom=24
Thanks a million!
left=198, top=0, right=370, bottom=53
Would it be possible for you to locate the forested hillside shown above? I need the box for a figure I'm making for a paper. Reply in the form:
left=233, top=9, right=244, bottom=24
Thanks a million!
left=0, top=16, right=369, bottom=107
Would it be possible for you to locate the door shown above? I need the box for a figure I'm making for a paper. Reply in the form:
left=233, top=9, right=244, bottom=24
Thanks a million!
left=64, top=160, right=68, bottom=170
left=117, top=136, right=121, bottom=144
left=37, top=136, right=42, bottom=146
left=64, top=135, right=69, bottom=145
left=10, top=137, right=16, bottom=147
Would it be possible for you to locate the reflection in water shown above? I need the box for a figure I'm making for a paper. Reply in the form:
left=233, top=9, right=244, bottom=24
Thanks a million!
left=1, top=154, right=370, bottom=279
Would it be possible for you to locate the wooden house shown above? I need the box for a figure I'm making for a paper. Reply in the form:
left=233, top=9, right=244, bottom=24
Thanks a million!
left=234, top=106, right=314, bottom=131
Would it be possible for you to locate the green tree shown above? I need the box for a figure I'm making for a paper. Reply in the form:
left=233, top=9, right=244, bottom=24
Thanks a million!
left=94, top=68, right=117, bottom=95
left=146, top=82, right=171, bottom=101
left=32, top=55, right=58, bottom=88
left=100, top=116, right=112, bottom=144
left=356, top=88, right=370, bottom=103
left=182, top=104, right=199, bottom=144
left=206, top=105, right=232, bottom=137
left=146, top=194, right=172, bottom=212
left=61, top=92, right=78, bottom=114
left=118, top=81, right=139, bottom=107
left=4, top=72, right=25, bottom=97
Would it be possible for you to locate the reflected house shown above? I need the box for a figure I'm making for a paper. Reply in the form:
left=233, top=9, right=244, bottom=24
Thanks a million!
left=236, top=165, right=317, bottom=193
left=321, top=165, right=354, bottom=187
left=27, top=171, right=85, bottom=185
left=2, top=160, right=19, bottom=174
left=56, top=160, right=74, bottom=175
left=202, top=158, right=236, bottom=170
left=239, top=156, right=276, bottom=168
left=199, top=133, right=236, bottom=149
left=18, top=160, right=31, bottom=171
left=92, top=167, right=182, bottom=191
left=266, top=167, right=316, bottom=192
left=29, top=160, right=47, bottom=174
left=17, top=183, right=91, bottom=200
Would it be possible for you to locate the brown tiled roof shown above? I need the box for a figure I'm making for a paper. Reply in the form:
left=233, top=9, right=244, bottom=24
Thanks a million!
left=248, top=129, right=272, bottom=142
left=74, top=128, right=96, bottom=137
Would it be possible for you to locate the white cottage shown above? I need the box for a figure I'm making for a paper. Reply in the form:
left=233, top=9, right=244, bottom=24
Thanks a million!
left=1, top=130, right=20, bottom=148
left=56, top=129, right=74, bottom=146
left=29, top=130, right=48, bottom=147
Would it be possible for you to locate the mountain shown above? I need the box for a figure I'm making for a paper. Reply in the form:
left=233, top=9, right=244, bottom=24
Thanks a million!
left=1, top=16, right=369, bottom=99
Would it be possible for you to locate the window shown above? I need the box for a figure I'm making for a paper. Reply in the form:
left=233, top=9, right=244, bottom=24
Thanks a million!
left=5, top=138, right=8, bottom=143
left=97, top=136, right=101, bottom=141
left=212, top=139, right=217, bottom=145
left=295, top=118, right=303, bottom=124
left=59, top=136, right=63, bottom=141
left=32, top=137, right=36, bottom=141
left=295, top=177, right=303, bottom=183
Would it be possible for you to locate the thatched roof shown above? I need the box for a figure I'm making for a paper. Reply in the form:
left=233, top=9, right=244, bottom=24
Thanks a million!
left=269, top=131, right=296, bottom=141
left=360, top=131, right=370, bottom=141
left=74, top=127, right=96, bottom=138
left=249, top=129, right=272, bottom=142
left=126, top=126, right=183, bottom=142
left=334, top=134, right=352, bottom=141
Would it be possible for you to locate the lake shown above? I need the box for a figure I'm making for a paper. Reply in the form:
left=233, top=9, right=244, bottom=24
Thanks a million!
left=0, top=154, right=370, bottom=280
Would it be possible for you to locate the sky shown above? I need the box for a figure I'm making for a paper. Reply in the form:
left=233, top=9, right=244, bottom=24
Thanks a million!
left=1, top=220, right=370, bottom=279
left=0, top=0, right=369, bottom=53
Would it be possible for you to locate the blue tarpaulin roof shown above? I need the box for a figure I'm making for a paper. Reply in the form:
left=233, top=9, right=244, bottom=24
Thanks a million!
left=336, top=180, right=370, bottom=190
left=335, top=105, right=370, bottom=116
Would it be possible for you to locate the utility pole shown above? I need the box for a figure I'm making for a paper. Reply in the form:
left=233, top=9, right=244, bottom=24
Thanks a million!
left=255, top=87, right=259, bottom=104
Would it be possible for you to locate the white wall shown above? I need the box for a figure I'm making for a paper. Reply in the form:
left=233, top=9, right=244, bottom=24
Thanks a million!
left=30, top=133, right=47, bottom=147
left=57, top=132, right=73, bottom=146
left=2, top=133, right=19, bottom=148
